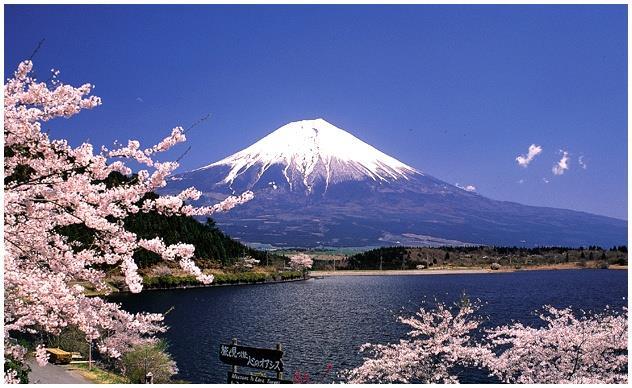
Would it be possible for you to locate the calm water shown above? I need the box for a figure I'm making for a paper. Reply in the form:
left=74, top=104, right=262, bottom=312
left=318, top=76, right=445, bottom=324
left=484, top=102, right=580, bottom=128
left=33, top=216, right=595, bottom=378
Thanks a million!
left=110, top=269, right=627, bottom=383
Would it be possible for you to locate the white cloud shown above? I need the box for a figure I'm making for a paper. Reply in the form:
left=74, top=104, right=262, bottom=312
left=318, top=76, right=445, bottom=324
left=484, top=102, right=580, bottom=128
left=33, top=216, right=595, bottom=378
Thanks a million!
left=542, top=177, right=550, bottom=183
left=578, top=155, right=588, bottom=170
left=456, top=183, right=477, bottom=192
left=516, top=144, right=543, bottom=167
left=517, top=179, right=525, bottom=184
left=552, top=150, right=570, bottom=175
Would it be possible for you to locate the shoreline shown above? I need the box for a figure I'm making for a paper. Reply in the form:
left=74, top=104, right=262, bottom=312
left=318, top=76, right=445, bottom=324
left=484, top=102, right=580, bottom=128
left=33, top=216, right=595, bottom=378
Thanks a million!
left=311, top=265, right=627, bottom=277
left=107, top=275, right=308, bottom=294
left=139, top=276, right=307, bottom=292
left=98, top=265, right=627, bottom=294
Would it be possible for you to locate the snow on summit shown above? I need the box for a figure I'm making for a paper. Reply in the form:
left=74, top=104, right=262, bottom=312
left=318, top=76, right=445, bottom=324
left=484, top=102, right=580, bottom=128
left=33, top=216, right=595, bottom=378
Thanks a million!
left=167, top=119, right=627, bottom=248
left=198, top=118, right=420, bottom=191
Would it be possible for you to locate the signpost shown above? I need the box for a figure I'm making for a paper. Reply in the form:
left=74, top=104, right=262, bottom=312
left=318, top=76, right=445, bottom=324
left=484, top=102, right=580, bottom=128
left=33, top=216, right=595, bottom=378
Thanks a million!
left=219, top=339, right=292, bottom=384
left=219, top=342, right=284, bottom=372
left=227, top=372, right=291, bottom=384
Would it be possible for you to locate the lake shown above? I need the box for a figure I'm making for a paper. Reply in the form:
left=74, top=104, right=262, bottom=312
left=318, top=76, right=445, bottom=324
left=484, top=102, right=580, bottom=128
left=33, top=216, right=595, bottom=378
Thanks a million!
left=110, top=269, right=627, bottom=383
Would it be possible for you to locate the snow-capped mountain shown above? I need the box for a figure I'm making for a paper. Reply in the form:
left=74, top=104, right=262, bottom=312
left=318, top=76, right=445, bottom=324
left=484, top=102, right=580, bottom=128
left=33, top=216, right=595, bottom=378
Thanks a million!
left=195, top=118, right=418, bottom=194
left=165, top=119, right=626, bottom=248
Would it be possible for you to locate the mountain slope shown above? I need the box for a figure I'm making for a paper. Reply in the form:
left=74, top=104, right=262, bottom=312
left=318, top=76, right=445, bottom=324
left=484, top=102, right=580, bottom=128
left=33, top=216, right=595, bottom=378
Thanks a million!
left=165, top=119, right=626, bottom=248
left=195, top=118, right=418, bottom=194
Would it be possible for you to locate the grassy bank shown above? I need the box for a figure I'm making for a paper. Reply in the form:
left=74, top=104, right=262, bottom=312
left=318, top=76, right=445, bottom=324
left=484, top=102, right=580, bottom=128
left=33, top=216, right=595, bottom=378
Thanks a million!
left=69, top=363, right=130, bottom=384
left=141, top=270, right=305, bottom=290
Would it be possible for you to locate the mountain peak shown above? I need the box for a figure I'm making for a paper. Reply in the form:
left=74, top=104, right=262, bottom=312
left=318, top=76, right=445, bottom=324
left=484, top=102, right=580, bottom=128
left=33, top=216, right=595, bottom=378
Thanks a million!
left=196, top=119, right=420, bottom=192
left=166, top=119, right=626, bottom=248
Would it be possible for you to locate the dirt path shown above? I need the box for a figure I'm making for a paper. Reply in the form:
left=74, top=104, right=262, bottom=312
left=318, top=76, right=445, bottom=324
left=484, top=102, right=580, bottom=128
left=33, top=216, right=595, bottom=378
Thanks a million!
left=27, top=360, right=92, bottom=384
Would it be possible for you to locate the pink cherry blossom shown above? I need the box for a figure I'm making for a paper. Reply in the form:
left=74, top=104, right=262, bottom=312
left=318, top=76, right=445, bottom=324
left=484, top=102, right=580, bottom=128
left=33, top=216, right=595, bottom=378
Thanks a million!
left=289, top=253, right=313, bottom=271
left=344, top=299, right=628, bottom=384
left=485, top=305, right=628, bottom=384
left=344, top=298, right=489, bottom=383
left=3, top=60, right=253, bottom=379
left=34, top=345, right=49, bottom=367
left=4, top=370, right=20, bottom=384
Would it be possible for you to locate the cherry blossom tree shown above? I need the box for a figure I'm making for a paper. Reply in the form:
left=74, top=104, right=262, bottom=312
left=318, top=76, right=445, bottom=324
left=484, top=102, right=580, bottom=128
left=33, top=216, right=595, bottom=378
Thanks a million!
left=486, top=305, right=628, bottom=384
left=344, top=298, right=490, bottom=383
left=344, top=298, right=628, bottom=384
left=4, top=60, right=252, bottom=382
left=289, top=253, right=313, bottom=271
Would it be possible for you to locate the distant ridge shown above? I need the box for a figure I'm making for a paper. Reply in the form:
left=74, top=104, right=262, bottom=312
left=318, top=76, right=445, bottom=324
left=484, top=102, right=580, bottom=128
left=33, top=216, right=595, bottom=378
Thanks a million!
left=164, top=119, right=626, bottom=248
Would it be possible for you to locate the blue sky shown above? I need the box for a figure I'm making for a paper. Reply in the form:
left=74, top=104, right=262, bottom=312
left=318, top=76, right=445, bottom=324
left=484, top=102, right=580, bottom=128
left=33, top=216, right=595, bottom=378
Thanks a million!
left=5, top=5, right=627, bottom=219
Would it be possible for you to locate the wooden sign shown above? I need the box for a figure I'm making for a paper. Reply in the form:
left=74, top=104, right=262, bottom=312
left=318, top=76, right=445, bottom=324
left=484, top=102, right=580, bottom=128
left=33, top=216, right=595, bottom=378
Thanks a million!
left=219, top=343, right=284, bottom=372
left=227, top=372, right=291, bottom=384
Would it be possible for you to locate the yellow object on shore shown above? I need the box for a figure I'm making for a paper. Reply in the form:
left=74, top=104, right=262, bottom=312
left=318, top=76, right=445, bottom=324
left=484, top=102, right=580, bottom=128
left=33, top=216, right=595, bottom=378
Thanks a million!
left=46, top=348, right=72, bottom=365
